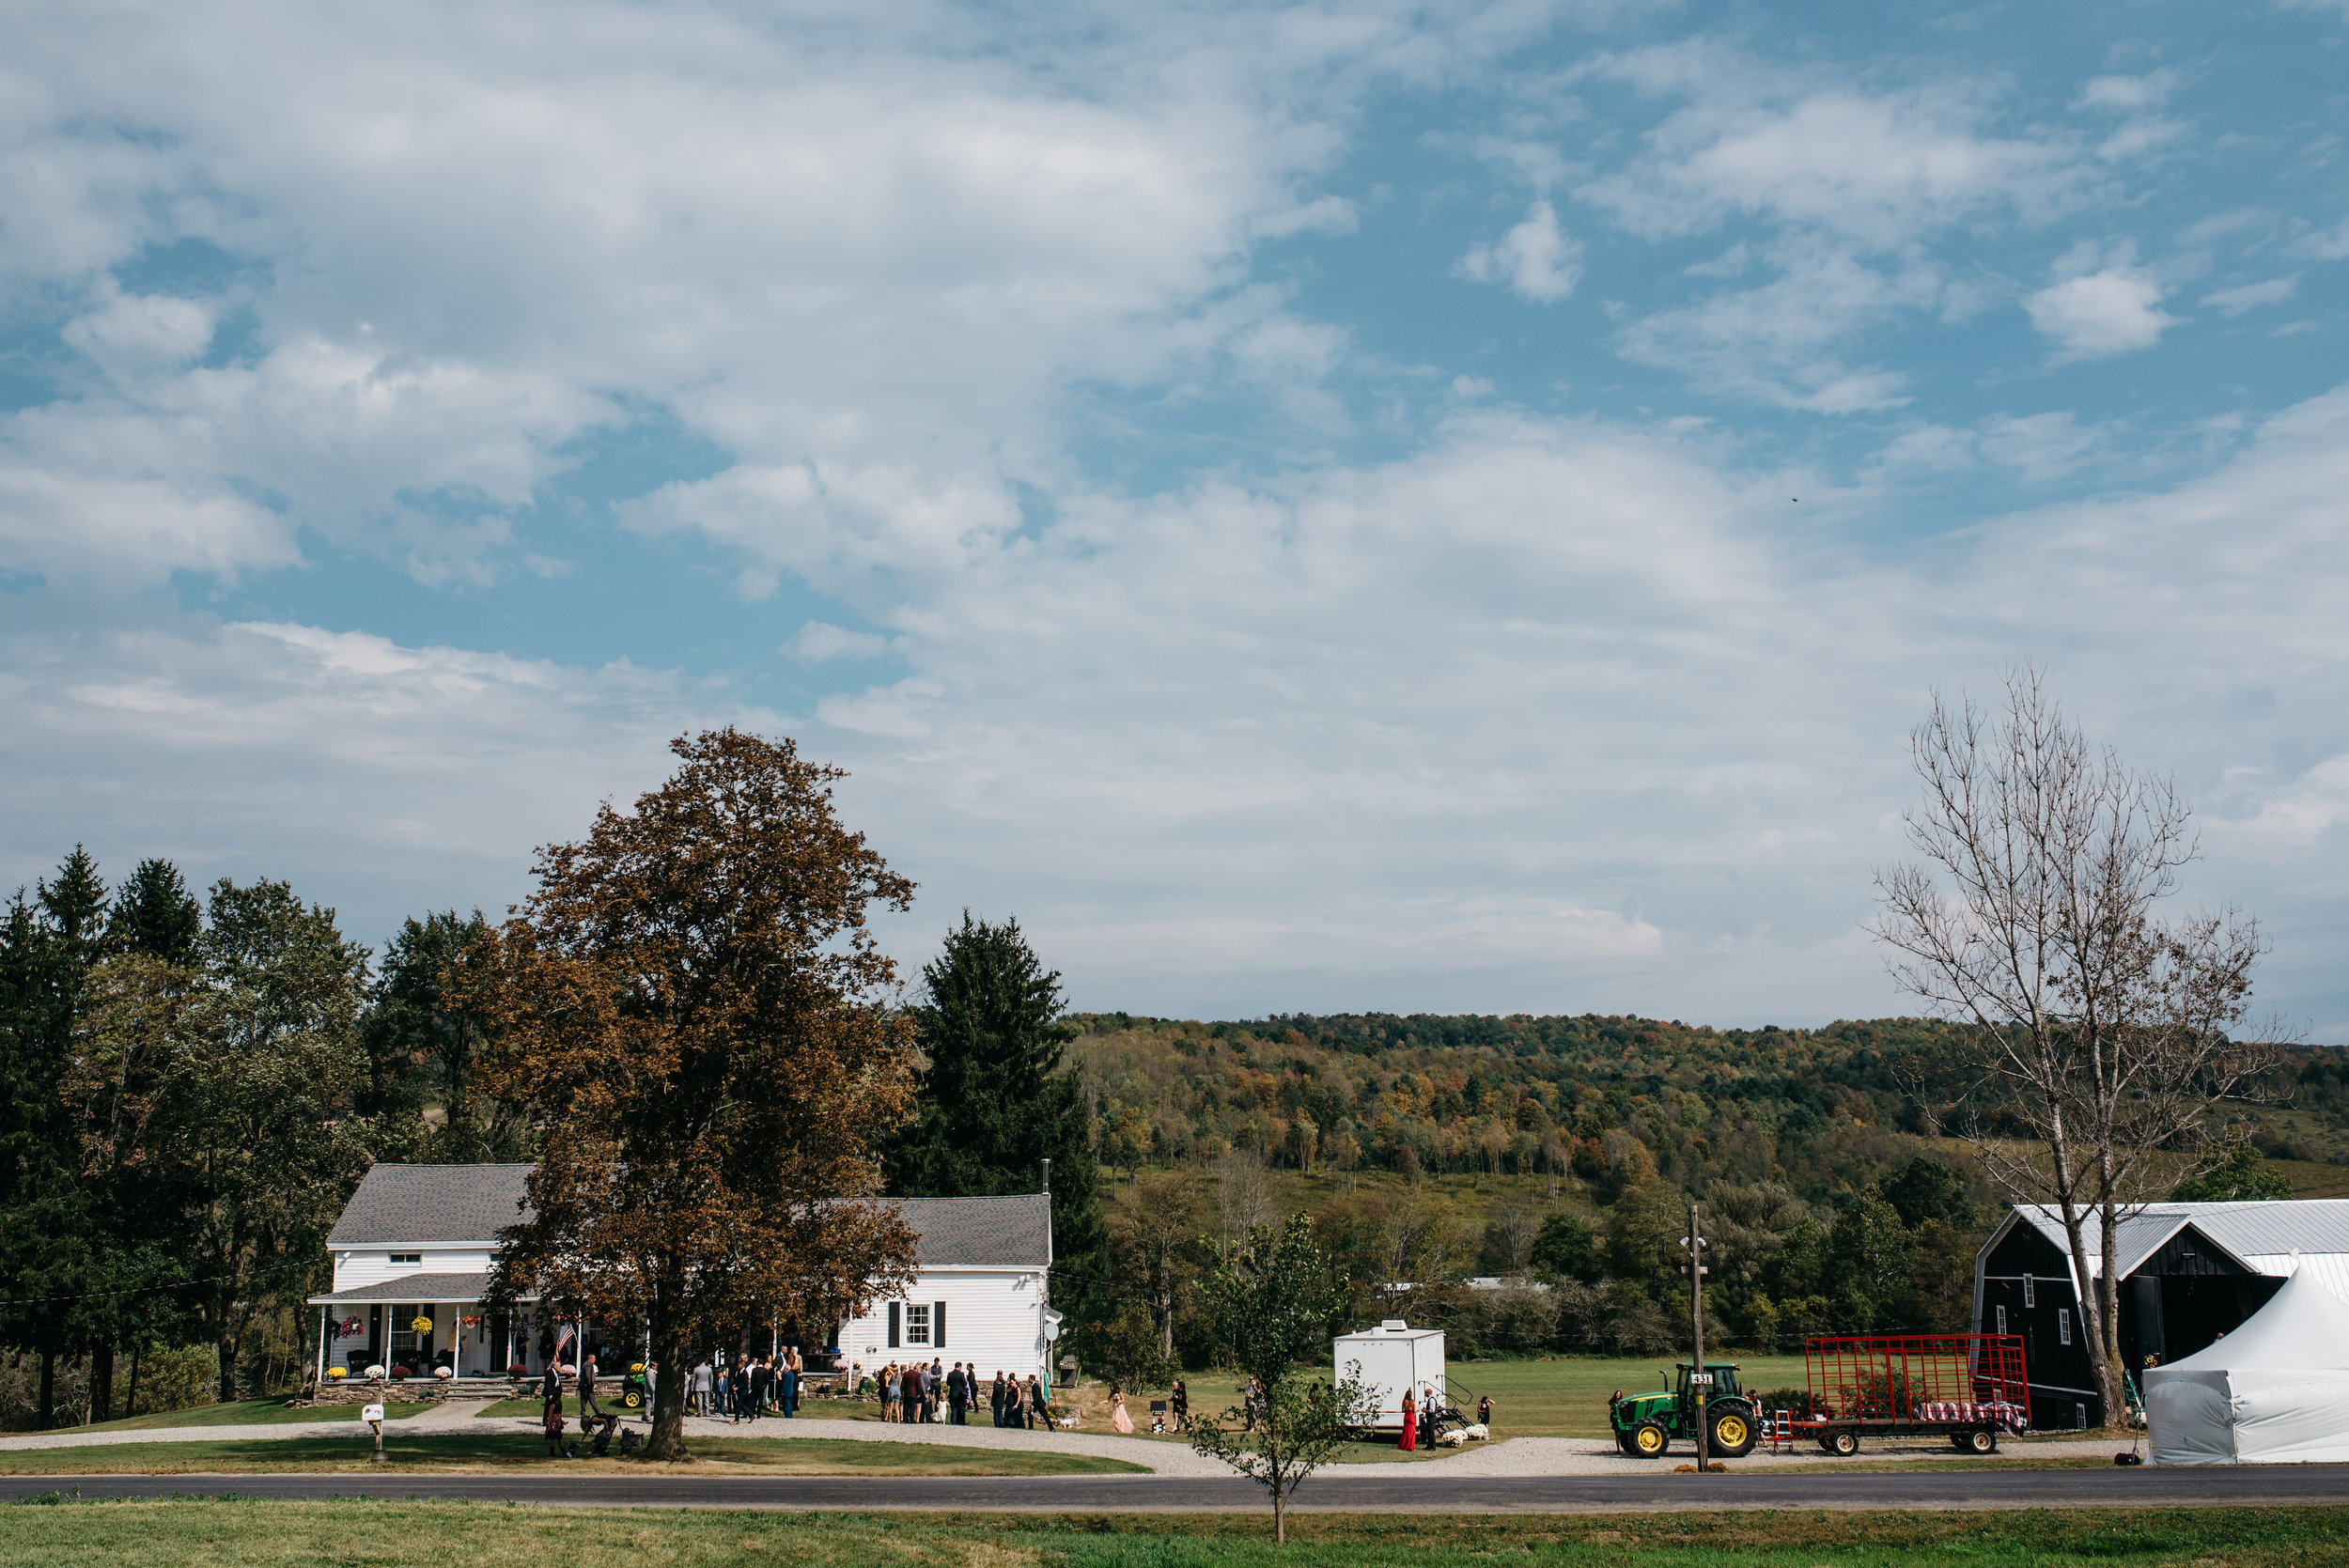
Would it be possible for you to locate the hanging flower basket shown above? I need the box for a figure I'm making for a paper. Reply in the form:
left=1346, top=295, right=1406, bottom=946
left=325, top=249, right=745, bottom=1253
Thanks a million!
left=409, top=1316, right=434, bottom=1334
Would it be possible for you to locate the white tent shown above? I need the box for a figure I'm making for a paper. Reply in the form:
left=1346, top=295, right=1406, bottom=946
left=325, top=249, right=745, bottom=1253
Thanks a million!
left=2144, top=1266, right=2349, bottom=1465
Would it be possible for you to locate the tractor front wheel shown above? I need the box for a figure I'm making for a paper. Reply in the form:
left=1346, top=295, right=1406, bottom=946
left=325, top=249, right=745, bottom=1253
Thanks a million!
left=1708, top=1407, right=1755, bottom=1459
left=624, top=1390, right=643, bottom=1409
left=1630, top=1421, right=1670, bottom=1458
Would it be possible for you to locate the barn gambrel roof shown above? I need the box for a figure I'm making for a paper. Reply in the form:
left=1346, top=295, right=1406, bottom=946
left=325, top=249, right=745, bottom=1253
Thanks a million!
left=1990, top=1200, right=2349, bottom=1299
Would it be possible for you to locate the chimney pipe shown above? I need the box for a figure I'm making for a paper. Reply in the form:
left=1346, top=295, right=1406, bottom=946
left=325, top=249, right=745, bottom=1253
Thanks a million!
left=1041, top=1157, right=1051, bottom=1195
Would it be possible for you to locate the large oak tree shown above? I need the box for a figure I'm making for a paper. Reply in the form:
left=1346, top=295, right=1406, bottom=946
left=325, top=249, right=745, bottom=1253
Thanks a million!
left=470, top=729, right=921, bottom=1460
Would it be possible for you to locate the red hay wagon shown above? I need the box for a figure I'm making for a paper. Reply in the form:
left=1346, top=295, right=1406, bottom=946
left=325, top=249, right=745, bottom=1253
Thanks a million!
left=1788, top=1334, right=2030, bottom=1456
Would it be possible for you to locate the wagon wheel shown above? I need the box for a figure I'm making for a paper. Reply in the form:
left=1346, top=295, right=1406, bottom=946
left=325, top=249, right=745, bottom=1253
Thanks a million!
left=1966, top=1427, right=1997, bottom=1455
left=1828, top=1428, right=1859, bottom=1457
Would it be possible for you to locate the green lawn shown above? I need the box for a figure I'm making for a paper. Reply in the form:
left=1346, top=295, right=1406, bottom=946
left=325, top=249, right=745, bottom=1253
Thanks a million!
left=1045, top=1356, right=1814, bottom=1448
left=1, top=1500, right=2345, bottom=1567
left=70, top=1399, right=433, bottom=1432
left=0, top=1431, right=1143, bottom=1476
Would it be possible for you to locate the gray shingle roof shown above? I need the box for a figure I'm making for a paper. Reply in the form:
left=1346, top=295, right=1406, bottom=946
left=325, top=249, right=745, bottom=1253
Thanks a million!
left=327, top=1165, right=535, bottom=1247
left=308, top=1271, right=498, bottom=1304
left=324, top=1164, right=1051, bottom=1267
left=897, top=1194, right=1052, bottom=1267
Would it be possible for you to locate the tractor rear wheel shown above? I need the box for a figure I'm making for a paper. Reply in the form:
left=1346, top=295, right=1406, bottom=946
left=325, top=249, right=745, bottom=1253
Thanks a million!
left=1966, top=1427, right=1998, bottom=1455
left=1708, top=1408, right=1755, bottom=1458
left=1614, top=1429, right=1636, bottom=1455
left=1630, top=1420, right=1669, bottom=1458
left=1828, top=1429, right=1859, bottom=1457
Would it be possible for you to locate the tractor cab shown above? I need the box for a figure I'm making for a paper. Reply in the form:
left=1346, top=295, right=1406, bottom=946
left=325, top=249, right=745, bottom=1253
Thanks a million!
left=1675, top=1362, right=1741, bottom=1404
left=1609, top=1361, right=1755, bottom=1460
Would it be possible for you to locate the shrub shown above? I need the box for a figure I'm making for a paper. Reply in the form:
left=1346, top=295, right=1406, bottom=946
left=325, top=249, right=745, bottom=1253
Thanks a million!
left=1755, top=1386, right=1823, bottom=1419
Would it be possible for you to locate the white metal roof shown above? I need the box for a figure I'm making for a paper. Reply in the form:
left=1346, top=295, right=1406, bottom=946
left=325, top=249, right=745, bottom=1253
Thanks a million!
left=2006, top=1200, right=2349, bottom=1281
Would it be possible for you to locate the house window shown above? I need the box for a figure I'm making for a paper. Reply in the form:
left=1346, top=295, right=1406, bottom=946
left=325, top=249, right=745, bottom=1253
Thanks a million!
left=389, top=1253, right=421, bottom=1265
left=1996, top=1305, right=2008, bottom=1336
left=905, top=1303, right=930, bottom=1345
left=2022, top=1274, right=2034, bottom=1308
left=390, top=1305, right=427, bottom=1369
left=2058, top=1308, right=2072, bottom=1345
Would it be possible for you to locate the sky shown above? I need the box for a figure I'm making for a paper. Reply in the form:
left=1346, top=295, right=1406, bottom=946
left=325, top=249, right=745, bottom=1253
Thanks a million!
left=4, top=0, right=2347, bottom=1032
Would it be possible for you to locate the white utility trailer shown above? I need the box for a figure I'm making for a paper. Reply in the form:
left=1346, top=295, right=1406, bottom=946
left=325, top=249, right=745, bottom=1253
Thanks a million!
left=1333, top=1319, right=1447, bottom=1432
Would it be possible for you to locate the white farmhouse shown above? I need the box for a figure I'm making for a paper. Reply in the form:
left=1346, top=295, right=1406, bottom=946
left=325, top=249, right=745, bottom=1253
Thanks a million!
left=309, top=1163, right=1060, bottom=1389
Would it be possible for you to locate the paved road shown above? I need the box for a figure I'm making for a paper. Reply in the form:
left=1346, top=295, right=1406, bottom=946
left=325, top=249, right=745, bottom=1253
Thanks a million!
left=5, top=1466, right=2345, bottom=1513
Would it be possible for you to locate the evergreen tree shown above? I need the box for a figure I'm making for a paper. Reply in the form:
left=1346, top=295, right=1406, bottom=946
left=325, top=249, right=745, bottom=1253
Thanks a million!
left=106, top=860, right=202, bottom=966
left=361, top=910, right=528, bottom=1163
left=0, top=849, right=110, bottom=1425
left=887, top=912, right=1108, bottom=1325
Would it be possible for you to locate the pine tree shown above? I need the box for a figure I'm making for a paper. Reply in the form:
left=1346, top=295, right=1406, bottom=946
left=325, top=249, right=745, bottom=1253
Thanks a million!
left=0, top=849, right=110, bottom=1425
left=887, top=912, right=1108, bottom=1326
left=106, top=859, right=202, bottom=965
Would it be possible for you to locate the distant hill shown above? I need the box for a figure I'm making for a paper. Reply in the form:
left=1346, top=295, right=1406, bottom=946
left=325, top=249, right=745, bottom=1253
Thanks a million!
left=1067, top=1011, right=2349, bottom=1203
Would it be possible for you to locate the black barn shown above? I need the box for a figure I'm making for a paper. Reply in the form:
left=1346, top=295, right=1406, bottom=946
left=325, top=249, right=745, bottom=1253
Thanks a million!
left=1972, top=1201, right=2349, bottom=1428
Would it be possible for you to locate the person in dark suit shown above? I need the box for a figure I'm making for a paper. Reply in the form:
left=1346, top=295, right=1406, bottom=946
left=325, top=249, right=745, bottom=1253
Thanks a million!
left=747, top=1356, right=772, bottom=1422
left=946, top=1361, right=969, bottom=1424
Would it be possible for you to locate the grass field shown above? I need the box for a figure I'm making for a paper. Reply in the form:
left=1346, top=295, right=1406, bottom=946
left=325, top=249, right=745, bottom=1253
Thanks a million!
left=70, top=1399, right=432, bottom=1432
left=935, top=1356, right=1817, bottom=1448
left=1, top=1499, right=2344, bottom=1567
left=0, top=1433, right=1143, bottom=1477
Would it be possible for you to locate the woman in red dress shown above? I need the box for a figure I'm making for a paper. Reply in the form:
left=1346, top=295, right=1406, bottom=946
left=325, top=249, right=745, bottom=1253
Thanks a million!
left=1400, top=1390, right=1418, bottom=1452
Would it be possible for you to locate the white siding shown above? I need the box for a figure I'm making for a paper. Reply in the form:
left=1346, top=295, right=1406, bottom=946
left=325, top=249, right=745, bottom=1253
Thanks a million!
left=330, top=1248, right=496, bottom=1293
left=838, top=1268, right=1052, bottom=1385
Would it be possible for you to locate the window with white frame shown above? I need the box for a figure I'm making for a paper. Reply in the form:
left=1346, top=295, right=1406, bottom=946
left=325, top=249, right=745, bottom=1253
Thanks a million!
left=905, top=1303, right=930, bottom=1345
left=2058, top=1308, right=2072, bottom=1345
left=389, top=1252, right=421, bottom=1265
left=1996, top=1305, right=2008, bottom=1335
left=2023, top=1274, right=2035, bottom=1308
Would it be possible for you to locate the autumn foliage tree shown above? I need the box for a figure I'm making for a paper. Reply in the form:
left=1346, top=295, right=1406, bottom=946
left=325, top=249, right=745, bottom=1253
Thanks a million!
left=469, top=730, right=922, bottom=1460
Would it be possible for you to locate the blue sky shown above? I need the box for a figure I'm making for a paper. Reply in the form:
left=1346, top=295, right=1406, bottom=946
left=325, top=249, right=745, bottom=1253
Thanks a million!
left=4, top=0, right=2348, bottom=1031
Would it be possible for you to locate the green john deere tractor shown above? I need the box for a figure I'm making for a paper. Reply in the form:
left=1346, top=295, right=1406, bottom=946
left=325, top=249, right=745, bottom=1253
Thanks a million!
left=1608, top=1362, right=1757, bottom=1459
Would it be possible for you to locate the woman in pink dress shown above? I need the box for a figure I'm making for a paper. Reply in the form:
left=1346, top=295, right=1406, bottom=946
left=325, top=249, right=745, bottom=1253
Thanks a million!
left=1400, top=1390, right=1418, bottom=1452
left=1110, top=1383, right=1135, bottom=1433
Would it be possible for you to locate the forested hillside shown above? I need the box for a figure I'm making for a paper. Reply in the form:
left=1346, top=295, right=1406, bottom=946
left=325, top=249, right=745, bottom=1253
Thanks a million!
left=1066, top=1011, right=2349, bottom=1377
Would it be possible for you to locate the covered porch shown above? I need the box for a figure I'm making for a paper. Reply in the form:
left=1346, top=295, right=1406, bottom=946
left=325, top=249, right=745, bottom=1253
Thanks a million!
left=308, top=1274, right=544, bottom=1385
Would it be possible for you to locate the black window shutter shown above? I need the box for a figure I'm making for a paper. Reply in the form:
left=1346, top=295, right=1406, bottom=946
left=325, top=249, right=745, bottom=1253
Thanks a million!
left=887, top=1303, right=900, bottom=1349
left=934, top=1301, right=947, bottom=1348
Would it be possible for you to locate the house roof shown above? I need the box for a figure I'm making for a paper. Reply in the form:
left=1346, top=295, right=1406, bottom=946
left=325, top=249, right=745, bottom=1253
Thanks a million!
left=325, top=1164, right=1051, bottom=1268
left=327, top=1164, right=536, bottom=1248
left=2003, top=1200, right=2349, bottom=1283
left=308, top=1271, right=503, bottom=1305
left=898, top=1193, right=1052, bottom=1267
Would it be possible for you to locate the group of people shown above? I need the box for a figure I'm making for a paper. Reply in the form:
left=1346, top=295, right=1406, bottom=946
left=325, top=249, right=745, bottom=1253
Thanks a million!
left=1398, top=1387, right=1493, bottom=1451
left=539, top=1350, right=644, bottom=1459
left=684, top=1347, right=806, bottom=1421
left=863, top=1359, right=1051, bottom=1428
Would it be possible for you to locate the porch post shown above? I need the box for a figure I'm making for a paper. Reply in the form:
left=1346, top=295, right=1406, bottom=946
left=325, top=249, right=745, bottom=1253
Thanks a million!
left=316, top=1307, right=329, bottom=1388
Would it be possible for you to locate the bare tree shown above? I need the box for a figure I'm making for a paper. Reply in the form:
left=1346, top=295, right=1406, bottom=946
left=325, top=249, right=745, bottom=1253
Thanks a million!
left=1873, top=666, right=2278, bottom=1423
left=1215, top=1147, right=1270, bottom=1249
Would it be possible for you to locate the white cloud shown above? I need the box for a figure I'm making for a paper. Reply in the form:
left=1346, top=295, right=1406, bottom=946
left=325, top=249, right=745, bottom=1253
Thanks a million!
left=789, top=622, right=892, bottom=663
left=1458, top=199, right=1583, bottom=303
left=2024, top=250, right=2181, bottom=361
left=14, top=388, right=2349, bottom=1025
left=2201, top=275, right=2301, bottom=316
left=1580, top=61, right=2081, bottom=248
left=1615, top=240, right=1930, bottom=411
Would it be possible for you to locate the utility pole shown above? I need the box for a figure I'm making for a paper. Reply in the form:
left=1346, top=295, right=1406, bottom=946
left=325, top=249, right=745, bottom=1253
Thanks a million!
left=1686, top=1203, right=1709, bottom=1470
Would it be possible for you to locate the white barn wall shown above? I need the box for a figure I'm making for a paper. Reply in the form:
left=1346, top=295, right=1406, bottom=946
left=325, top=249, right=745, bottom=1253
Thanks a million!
left=838, top=1266, right=1053, bottom=1384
